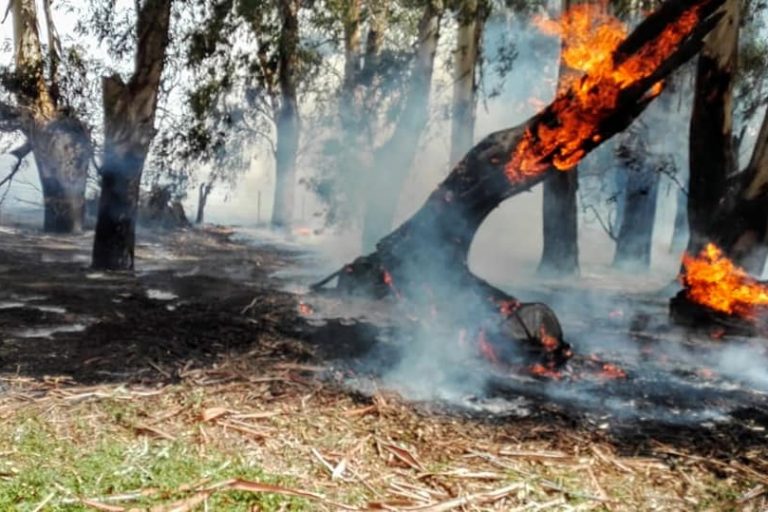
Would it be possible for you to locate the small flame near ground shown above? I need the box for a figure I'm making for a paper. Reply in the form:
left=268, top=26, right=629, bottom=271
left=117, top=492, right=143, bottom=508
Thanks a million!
left=681, top=243, right=768, bottom=319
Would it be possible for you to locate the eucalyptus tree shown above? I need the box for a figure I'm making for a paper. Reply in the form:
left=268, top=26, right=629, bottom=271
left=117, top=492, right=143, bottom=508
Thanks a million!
left=0, top=0, right=92, bottom=232
left=91, top=0, right=174, bottom=269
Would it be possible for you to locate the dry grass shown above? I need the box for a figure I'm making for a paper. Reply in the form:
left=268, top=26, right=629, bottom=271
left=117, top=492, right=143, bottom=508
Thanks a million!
left=2, top=343, right=767, bottom=512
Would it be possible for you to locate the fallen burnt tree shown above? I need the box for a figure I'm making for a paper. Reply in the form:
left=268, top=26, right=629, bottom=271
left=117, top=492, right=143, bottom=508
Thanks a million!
left=314, top=0, right=726, bottom=370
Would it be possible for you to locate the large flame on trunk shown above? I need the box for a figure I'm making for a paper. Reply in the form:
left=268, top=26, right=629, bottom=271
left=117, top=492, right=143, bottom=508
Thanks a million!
left=681, top=243, right=768, bottom=318
left=506, top=2, right=701, bottom=181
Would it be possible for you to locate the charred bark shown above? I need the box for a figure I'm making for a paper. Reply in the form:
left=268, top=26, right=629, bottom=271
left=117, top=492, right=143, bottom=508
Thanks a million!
left=686, top=0, right=739, bottom=255
left=92, top=0, right=172, bottom=270
left=317, top=0, right=725, bottom=362
left=361, top=0, right=444, bottom=251
left=703, top=110, right=768, bottom=274
left=271, top=0, right=301, bottom=229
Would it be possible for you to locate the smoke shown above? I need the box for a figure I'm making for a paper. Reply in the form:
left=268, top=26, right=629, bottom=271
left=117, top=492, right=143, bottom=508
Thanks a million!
left=191, top=6, right=768, bottom=426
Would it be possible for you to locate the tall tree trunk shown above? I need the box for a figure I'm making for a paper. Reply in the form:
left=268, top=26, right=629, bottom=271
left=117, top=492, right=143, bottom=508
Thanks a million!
left=612, top=143, right=661, bottom=270
left=686, top=0, right=739, bottom=255
left=449, top=0, right=485, bottom=166
left=196, top=182, right=212, bottom=224
left=361, top=0, right=444, bottom=251
left=10, top=0, right=90, bottom=233
left=538, top=0, right=583, bottom=277
left=271, top=0, right=301, bottom=229
left=92, top=0, right=172, bottom=270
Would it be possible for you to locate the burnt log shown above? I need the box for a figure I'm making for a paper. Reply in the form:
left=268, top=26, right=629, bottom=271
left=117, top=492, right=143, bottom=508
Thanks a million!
left=315, top=0, right=726, bottom=366
left=669, top=291, right=760, bottom=336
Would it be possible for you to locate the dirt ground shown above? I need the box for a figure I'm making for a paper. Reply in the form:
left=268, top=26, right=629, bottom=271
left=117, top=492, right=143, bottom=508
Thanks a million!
left=0, top=224, right=767, bottom=511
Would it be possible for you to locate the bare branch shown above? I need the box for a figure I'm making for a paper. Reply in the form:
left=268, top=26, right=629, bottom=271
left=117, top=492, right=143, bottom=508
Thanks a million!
left=0, top=140, right=32, bottom=190
left=581, top=203, right=618, bottom=242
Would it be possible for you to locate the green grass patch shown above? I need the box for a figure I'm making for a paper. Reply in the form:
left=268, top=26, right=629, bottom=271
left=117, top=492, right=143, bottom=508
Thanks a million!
left=0, top=412, right=309, bottom=511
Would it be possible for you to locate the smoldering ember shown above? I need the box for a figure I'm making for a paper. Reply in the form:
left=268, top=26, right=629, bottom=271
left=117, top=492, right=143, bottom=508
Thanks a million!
left=1, top=0, right=768, bottom=510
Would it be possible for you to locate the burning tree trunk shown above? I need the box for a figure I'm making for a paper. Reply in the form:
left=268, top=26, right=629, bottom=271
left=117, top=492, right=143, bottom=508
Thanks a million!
left=449, top=0, right=486, bottom=167
left=686, top=0, right=739, bottom=255
left=8, top=0, right=92, bottom=233
left=318, top=0, right=726, bottom=363
left=92, top=0, right=172, bottom=270
left=361, top=0, right=444, bottom=251
left=271, top=0, right=301, bottom=229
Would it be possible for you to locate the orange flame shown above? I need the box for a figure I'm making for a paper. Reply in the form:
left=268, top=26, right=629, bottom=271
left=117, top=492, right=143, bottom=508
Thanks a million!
left=681, top=243, right=768, bottom=319
left=598, top=363, right=627, bottom=380
left=506, top=3, right=701, bottom=180
left=539, top=326, right=560, bottom=352
left=477, top=329, right=499, bottom=364
left=529, top=363, right=562, bottom=379
left=298, top=302, right=314, bottom=316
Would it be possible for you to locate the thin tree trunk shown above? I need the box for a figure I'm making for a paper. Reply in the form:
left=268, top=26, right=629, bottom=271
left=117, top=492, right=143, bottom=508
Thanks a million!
left=686, top=0, right=739, bottom=255
left=92, top=0, right=172, bottom=270
left=196, top=182, right=211, bottom=224
left=538, top=0, right=584, bottom=277
left=670, top=184, right=689, bottom=252
left=271, top=0, right=301, bottom=229
left=361, top=0, right=444, bottom=251
left=449, top=0, right=485, bottom=166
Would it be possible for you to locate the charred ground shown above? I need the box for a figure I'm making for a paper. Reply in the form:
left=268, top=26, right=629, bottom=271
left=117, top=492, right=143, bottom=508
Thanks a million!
left=0, top=226, right=767, bottom=510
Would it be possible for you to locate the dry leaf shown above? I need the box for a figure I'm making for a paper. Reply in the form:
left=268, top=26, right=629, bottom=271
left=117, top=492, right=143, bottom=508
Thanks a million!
left=200, top=407, right=231, bottom=422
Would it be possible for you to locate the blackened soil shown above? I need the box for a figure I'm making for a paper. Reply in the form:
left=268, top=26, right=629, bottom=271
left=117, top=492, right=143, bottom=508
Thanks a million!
left=0, top=225, right=310, bottom=383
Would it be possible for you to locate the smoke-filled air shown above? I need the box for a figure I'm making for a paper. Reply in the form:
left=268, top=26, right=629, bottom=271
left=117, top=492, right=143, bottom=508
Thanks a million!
left=0, top=0, right=767, bottom=509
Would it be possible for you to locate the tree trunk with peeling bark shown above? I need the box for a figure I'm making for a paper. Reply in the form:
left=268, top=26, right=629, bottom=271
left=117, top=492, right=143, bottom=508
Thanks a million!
left=686, top=0, right=739, bottom=255
left=9, top=0, right=91, bottom=233
left=271, top=0, right=301, bottom=229
left=92, top=0, right=172, bottom=270
left=361, top=0, right=444, bottom=251
left=449, top=0, right=485, bottom=167
left=32, top=118, right=91, bottom=232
